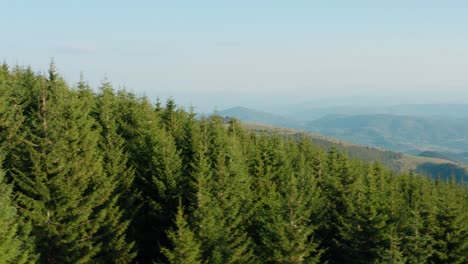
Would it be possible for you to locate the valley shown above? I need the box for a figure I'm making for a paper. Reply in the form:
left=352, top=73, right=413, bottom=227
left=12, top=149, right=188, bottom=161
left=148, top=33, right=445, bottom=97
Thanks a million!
left=219, top=108, right=468, bottom=183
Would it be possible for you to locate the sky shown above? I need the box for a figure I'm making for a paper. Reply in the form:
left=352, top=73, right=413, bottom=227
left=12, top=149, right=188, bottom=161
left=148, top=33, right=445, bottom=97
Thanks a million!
left=2, top=0, right=468, bottom=112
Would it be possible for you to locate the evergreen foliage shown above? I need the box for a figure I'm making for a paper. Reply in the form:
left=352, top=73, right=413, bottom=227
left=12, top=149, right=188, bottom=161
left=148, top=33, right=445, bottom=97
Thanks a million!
left=0, top=157, right=36, bottom=263
left=94, top=82, right=136, bottom=262
left=162, top=204, right=201, bottom=264
left=0, top=63, right=466, bottom=263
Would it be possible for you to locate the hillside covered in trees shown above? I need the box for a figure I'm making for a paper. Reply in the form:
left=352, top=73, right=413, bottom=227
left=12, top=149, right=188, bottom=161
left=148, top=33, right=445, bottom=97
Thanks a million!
left=219, top=106, right=468, bottom=166
left=0, top=63, right=467, bottom=263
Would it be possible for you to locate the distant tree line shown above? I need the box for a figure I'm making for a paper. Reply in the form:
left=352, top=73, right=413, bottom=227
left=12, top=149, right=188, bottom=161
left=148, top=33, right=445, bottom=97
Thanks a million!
left=0, top=63, right=466, bottom=263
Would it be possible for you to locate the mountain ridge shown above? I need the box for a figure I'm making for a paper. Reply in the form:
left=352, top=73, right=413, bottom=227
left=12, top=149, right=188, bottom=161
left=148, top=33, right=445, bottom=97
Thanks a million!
left=219, top=106, right=304, bottom=128
left=233, top=121, right=467, bottom=183
left=218, top=107, right=468, bottom=183
left=219, top=105, right=468, bottom=158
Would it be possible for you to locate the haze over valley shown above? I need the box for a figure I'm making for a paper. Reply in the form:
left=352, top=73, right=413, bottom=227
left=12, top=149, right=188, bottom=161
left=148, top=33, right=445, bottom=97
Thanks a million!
left=220, top=103, right=468, bottom=161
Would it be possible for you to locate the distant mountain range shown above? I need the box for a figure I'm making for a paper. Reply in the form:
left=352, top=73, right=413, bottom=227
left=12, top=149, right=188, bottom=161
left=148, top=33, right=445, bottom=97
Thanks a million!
left=218, top=105, right=468, bottom=182
left=306, top=114, right=468, bottom=155
left=234, top=121, right=467, bottom=183
left=219, top=106, right=305, bottom=129
left=274, top=103, right=468, bottom=121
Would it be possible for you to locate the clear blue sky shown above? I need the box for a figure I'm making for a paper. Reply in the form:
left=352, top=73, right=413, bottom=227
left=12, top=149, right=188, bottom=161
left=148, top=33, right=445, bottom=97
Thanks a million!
left=2, top=0, right=468, bottom=111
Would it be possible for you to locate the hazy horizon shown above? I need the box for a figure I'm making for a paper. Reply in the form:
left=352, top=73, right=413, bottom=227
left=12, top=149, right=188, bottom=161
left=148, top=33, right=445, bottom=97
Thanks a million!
left=2, top=1, right=468, bottom=112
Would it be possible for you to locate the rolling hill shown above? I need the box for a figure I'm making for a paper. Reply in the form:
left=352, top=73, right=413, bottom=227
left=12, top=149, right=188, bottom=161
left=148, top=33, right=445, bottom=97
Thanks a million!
left=235, top=121, right=467, bottom=183
left=277, top=103, right=468, bottom=121
left=306, top=114, right=468, bottom=154
left=219, top=106, right=304, bottom=128
left=218, top=106, right=468, bottom=163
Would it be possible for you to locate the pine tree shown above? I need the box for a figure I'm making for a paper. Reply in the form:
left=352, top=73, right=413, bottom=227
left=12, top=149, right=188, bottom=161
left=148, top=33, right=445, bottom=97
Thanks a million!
left=0, top=65, right=38, bottom=263
left=162, top=98, right=186, bottom=147
left=93, top=82, right=136, bottom=262
left=379, top=226, right=407, bottom=264
left=399, top=173, right=436, bottom=263
left=115, top=93, right=184, bottom=262
left=316, top=147, right=358, bottom=263
left=0, top=64, right=27, bottom=153
left=0, top=67, right=23, bottom=263
left=255, top=138, right=322, bottom=263
left=193, top=117, right=257, bottom=264
left=0, top=156, right=37, bottom=263
left=429, top=179, right=468, bottom=264
left=447, top=205, right=468, bottom=264
left=0, top=163, right=21, bottom=263
left=162, top=204, right=202, bottom=264
left=147, top=128, right=183, bottom=262
left=178, top=108, right=202, bottom=210
left=9, top=67, right=112, bottom=263
left=380, top=168, right=407, bottom=264
left=345, top=163, right=390, bottom=263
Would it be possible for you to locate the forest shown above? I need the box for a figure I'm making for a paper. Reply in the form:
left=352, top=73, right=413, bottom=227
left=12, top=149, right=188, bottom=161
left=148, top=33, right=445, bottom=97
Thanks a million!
left=0, top=63, right=467, bottom=263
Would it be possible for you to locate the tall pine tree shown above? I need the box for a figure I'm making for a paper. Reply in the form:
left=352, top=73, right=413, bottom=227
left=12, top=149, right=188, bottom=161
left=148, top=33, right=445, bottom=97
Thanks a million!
left=162, top=203, right=202, bottom=264
left=9, top=65, right=113, bottom=263
left=93, top=81, right=136, bottom=262
left=192, top=117, right=257, bottom=264
left=0, top=156, right=37, bottom=263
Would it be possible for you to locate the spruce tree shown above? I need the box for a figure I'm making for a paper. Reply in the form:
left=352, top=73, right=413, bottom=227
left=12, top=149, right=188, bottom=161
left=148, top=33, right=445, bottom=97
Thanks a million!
left=255, top=138, right=322, bottom=263
left=380, top=168, right=407, bottom=264
left=193, top=117, right=257, bottom=264
left=316, top=147, right=358, bottom=263
left=178, top=108, right=202, bottom=210
left=0, top=156, right=36, bottom=263
left=399, top=173, right=436, bottom=263
left=0, top=64, right=27, bottom=154
left=346, top=163, right=389, bottom=263
left=9, top=67, right=112, bottom=263
left=93, top=82, right=136, bottom=262
left=162, top=204, right=202, bottom=264
left=115, top=93, right=184, bottom=262
left=161, top=98, right=186, bottom=148
left=429, top=180, right=467, bottom=264
left=0, top=65, right=37, bottom=263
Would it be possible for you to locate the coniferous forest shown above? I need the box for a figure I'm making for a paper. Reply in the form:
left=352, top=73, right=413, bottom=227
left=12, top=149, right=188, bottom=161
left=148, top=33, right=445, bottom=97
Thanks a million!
left=0, top=63, right=467, bottom=264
